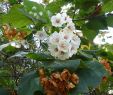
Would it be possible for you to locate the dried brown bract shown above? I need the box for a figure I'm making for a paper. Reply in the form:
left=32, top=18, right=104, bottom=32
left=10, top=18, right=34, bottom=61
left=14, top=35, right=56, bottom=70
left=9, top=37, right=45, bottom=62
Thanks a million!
left=2, top=25, right=27, bottom=41
left=39, top=69, right=79, bottom=95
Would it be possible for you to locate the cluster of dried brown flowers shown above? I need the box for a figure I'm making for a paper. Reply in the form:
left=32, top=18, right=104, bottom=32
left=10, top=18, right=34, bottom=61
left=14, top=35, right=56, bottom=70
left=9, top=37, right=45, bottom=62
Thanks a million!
left=38, top=68, right=79, bottom=95
left=2, top=25, right=27, bottom=41
left=100, top=59, right=112, bottom=81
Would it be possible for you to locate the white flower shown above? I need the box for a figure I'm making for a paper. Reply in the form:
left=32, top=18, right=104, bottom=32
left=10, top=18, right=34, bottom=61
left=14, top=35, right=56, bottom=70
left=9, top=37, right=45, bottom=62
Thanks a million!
left=59, top=30, right=73, bottom=42
left=108, top=90, right=113, bottom=94
left=69, top=43, right=78, bottom=57
left=10, top=41, right=21, bottom=48
left=49, top=32, right=61, bottom=45
left=61, top=12, right=72, bottom=23
left=65, top=16, right=72, bottom=23
left=64, top=22, right=76, bottom=33
left=71, top=34, right=81, bottom=48
left=57, top=51, right=70, bottom=60
left=10, top=40, right=29, bottom=49
left=34, top=31, right=48, bottom=41
left=48, top=44, right=59, bottom=58
left=51, top=13, right=65, bottom=27
left=93, top=34, right=107, bottom=45
left=58, top=40, right=70, bottom=52
left=93, top=27, right=113, bottom=46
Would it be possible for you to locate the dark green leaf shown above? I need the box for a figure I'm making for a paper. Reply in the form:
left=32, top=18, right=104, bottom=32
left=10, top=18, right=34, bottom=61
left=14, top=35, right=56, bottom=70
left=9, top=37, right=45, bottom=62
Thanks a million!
left=0, top=61, right=4, bottom=67
left=47, top=59, right=80, bottom=72
left=82, top=15, right=107, bottom=40
left=23, top=0, right=50, bottom=23
left=0, top=87, right=10, bottom=95
left=46, top=0, right=67, bottom=14
left=106, top=14, right=113, bottom=27
left=71, top=61, right=106, bottom=94
left=18, top=71, right=43, bottom=95
left=26, top=52, right=54, bottom=61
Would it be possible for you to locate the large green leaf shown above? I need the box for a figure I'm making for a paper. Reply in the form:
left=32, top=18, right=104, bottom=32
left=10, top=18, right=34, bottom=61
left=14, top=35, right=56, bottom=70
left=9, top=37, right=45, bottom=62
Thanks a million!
left=46, top=0, right=67, bottom=14
left=102, top=0, right=113, bottom=12
left=70, top=61, right=106, bottom=94
left=106, top=14, right=113, bottom=27
left=47, top=59, right=80, bottom=72
left=0, top=61, right=4, bottom=67
left=0, top=87, right=10, bottom=95
left=23, top=0, right=50, bottom=23
left=1, top=4, right=32, bottom=28
left=26, top=52, right=54, bottom=61
left=82, top=15, right=107, bottom=40
left=18, top=71, right=43, bottom=95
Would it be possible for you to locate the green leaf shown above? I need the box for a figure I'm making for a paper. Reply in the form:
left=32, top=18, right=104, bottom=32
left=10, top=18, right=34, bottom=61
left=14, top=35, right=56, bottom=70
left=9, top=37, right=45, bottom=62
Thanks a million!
left=78, top=51, right=93, bottom=59
left=0, top=87, right=10, bottom=95
left=102, top=0, right=113, bottom=12
left=47, top=59, right=80, bottom=72
left=18, top=71, right=43, bottom=95
left=0, top=61, right=4, bottom=67
left=26, top=52, right=54, bottom=61
left=46, top=0, right=67, bottom=14
left=106, top=14, right=113, bottom=27
left=23, top=0, right=50, bottom=23
left=3, top=45, right=17, bottom=54
left=82, top=15, right=107, bottom=40
left=1, top=4, right=32, bottom=28
left=70, top=61, right=106, bottom=94
left=9, top=0, right=18, bottom=5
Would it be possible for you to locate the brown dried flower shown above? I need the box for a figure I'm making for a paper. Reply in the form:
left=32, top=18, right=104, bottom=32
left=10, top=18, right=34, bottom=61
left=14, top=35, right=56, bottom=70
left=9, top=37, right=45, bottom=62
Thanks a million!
left=39, top=69, right=79, bottom=95
left=2, top=25, right=27, bottom=41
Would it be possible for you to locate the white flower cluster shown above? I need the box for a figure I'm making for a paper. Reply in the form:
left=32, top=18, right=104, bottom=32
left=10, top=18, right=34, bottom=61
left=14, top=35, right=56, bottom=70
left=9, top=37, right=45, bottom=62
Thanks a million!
left=93, top=27, right=113, bottom=46
left=49, top=13, right=81, bottom=60
left=51, top=13, right=72, bottom=27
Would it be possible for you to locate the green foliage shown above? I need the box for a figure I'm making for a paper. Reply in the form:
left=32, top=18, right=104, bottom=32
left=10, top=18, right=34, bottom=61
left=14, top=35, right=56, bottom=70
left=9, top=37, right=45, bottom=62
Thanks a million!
left=102, top=0, right=113, bottom=12
left=71, top=61, right=106, bottom=94
left=47, top=59, right=80, bottom=72
left=0, top=87, right=10, bottom=95
left=18, top=71, right=43, bottom=95
left=23, top=0, right=50, bottom=23
left=46, top=0, right=67, bottom=14
left=1, top=4, right=32, bottom=28
left=106, top=14, right=113, bottom=27
left=26, top=52, right=54, bottom=61
left=82, top=16, right=107, bottom=41
left=0, top=0, right=113, bottom=95
left=0, top=61, right=4, bottom=67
